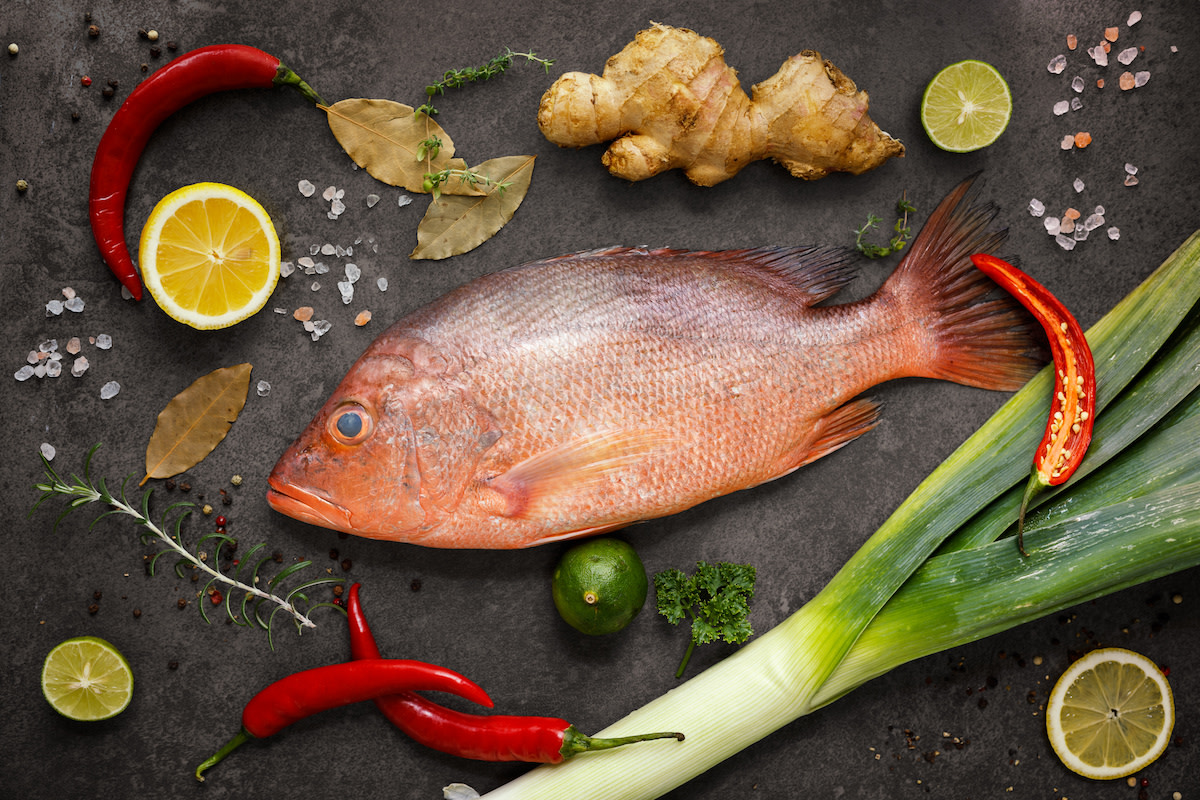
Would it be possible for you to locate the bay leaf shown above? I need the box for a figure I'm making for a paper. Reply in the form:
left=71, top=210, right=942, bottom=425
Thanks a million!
left=410, top=155, right=537, bottom=260
left=323, top=99, right=459, bottom=192
left=141, top=363, right=253, bottom=485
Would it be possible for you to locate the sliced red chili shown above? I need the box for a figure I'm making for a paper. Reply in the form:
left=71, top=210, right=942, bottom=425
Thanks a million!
left=347, top=583, right=684, bottom=763
left=89, top=44, right=324, bottom=300
left=194, top=657, right=492, bottom=781
left=970, top=253, right=1096, bottom=556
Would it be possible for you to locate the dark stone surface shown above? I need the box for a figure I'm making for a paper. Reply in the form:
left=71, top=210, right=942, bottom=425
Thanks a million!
left=2, top=1, right=1197, bottom=798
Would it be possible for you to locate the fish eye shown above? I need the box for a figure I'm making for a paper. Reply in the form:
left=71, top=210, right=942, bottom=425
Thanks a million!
left=328, top=403, right=374, bottom=446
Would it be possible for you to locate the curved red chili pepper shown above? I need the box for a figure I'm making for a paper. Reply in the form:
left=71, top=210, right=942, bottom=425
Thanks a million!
left=89, top=44, right=324, bottom=300
left=346, top=583, right=683, bottom=763
left=194, top=657, right=492, bottom=781
left=970, top=254, right=1096, bottom=556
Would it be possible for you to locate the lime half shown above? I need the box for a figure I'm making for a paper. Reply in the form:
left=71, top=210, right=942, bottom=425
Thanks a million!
left=1046, top=647, right=1173, bottom=780
left=42, top=636, right=134, bottom=721
left=921, top=60, right=1012, bottom=152
left=552, top=537, right=648, bottom=636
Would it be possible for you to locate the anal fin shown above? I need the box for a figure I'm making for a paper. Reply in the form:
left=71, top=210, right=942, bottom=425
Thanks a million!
left=768, top=398, right=881, bottom=481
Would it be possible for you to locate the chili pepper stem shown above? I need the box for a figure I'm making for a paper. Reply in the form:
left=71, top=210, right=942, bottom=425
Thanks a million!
left=1015, top=468, right=1047, bottom=558
left=560, top=725, right=684, bottom=760
left=195, top=728, right=251, bottom=782
left=273, top=62, right=324, bottom=106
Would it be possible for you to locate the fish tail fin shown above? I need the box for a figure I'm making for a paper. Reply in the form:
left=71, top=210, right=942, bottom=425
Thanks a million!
left=878, top=174, right=1046, bottom=391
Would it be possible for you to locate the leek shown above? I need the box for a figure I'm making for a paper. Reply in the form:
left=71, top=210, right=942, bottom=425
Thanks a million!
left=475, top=231, right=1200, bottom=800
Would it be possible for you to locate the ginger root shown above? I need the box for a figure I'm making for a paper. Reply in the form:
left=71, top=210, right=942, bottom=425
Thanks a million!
left=537, top=23, right=904, bottom=186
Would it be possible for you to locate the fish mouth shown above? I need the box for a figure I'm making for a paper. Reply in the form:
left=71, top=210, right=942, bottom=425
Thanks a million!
left=266, top=476, right=355, bottom=534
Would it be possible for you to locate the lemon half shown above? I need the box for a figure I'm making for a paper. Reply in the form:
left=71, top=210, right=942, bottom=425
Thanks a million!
left=1046, top=647, right=1174, bottom=780
left=139, top=182, right=281, bottom=330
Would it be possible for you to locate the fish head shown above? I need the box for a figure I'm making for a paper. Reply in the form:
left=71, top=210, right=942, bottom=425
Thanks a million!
left=267, top=353, right=429, bottom=538
left=267, top=338, right=502, bottom=542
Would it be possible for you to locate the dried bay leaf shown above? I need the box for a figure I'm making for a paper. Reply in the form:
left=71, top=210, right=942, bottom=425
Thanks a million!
left=411, top=155, right=536, bottom=260
left=323, top=99, right=459, bottom=192
left=141, top=363, right=253, bottom=485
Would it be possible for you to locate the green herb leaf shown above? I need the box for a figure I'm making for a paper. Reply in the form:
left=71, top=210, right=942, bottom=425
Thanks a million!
left=855, top=194, right=915, bottom=258
left=654, top=560, right=757, bottom=677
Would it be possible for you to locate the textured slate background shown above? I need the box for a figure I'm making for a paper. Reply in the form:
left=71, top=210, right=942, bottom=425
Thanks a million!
left=2, top=1, right=1197, bottom=798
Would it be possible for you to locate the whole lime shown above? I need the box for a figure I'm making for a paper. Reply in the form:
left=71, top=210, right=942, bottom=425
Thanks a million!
left=552, top=537, right=648, bottom=635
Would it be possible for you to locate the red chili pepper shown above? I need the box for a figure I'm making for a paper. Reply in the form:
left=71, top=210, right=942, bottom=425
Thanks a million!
left=194, top=657, right=492, bottom=781
left=970, top=254, right=1096, bottom=556
left=346, top=583, right=684, bottom=763
left=89, top=44, right=324, bottom=300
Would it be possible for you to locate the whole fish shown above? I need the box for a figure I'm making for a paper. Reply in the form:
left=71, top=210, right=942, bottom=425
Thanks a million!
left=268, top=176, right=1042, bottom=548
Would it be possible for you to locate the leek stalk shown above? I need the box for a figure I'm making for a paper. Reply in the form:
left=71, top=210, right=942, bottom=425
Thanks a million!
left=476, top=231, right=1200, bottom=800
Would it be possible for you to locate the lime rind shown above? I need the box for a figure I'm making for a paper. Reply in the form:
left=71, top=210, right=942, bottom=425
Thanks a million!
left=921, top=59, right=1013, bottom=153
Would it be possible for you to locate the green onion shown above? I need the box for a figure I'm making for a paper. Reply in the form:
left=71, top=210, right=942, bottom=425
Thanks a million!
left=475, top=231, right=1200, bottom=800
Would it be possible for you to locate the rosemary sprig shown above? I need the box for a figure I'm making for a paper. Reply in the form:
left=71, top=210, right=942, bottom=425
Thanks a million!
left=855, top=194, right=916, bottom=258
left=30, top=445, right=343, bottom=648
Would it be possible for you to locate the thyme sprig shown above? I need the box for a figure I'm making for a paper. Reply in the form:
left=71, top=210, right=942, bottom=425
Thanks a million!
left=415, top=48, right=554, bottom=198
left=416, top=48, right=555, bottom=117
left=30, top=445, right=343, bottom=648
left=855, top=194, right=916, bottom=258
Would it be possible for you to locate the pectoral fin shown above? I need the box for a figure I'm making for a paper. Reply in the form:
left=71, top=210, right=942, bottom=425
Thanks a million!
left=479, top=429, right=668, bottom=519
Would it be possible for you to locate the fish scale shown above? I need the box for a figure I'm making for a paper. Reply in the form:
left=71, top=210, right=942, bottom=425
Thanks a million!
left=267, top=176, right=1044, bottom=548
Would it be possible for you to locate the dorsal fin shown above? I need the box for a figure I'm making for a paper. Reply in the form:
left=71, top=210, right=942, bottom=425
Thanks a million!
left=524, top=244, right=858, bottom=306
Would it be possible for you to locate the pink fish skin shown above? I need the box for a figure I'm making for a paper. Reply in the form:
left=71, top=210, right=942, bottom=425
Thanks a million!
left=267, top=176, right=1042, bottom=549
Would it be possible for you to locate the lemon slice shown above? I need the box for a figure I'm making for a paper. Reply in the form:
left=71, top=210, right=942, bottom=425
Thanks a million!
left=42, top=636, right=134, bottom=721
left=139, top=182, right=281, bottom=329
left=1046, top=647, right=1174, bottom=780
left=920, top=60, right=1012, bottom=152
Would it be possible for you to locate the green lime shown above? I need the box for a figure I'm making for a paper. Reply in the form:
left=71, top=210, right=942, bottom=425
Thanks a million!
left=552, top=537, right=648, bottom=635
left=920, top=59, right=1012, bottom=152
left=42, top=636, right=134, bottom=721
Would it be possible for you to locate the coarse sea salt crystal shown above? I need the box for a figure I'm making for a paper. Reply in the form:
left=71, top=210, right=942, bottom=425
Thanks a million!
left=95, top=333, right=112, bottom=350
left=355, top=310, right=372, bottom=326
left=281, top=261, right=295, bottom=277
left=322, top=185, right=337, bottom=202
left=1054, top=100, right=1070, bottom=115
left=298, top=180, right=316, bottom=197
left=45, top=359, right=62, bottom=377
left=1060, top=134, right=1075, bottom=150
left=1074, top=225, right=1090, bottom=241
left=1044, top=216, right=1061, bottom=235
left=311, top=281, right=321, bottom=292
left=1091, top=47, right=1109, bottom=67
left=27, top=350, right=39, bottom=364
left=331, top=199, right=347, bottom=216
left=298, top=256, right=315, bottom=269
left=1029, top=198, right=1045, bottom=217
left=314, top=262, right=330, bottom=275
left=40, top=442, right=56, bottom=460
left=1055, top=234, right=1077, bottom=251
left=66, top=337, right=81, bottom=354
left=14, top=364, right=35, bottom=381
left=1084, top=212, right=1105, bottom=230
left=338, top=281, right=354, bottom=304
left=310, top=320, right=331, bottom=341
left=321, top=243, right=336, bottom=256
left=366, top=194, right=380, bottom=208
left=71, top=355, right=89, bottom=376
left=100, top=380, right=120, bottom=400
left=1117, top=47, right=1138, bottom=65
left=34, top=364, right=46, bottom=378
left=1125, top=163, right=1139, bottom=175
left=40, top=338, right=58, bottom=353
left=1108, top=226, right=1121, bottom=240
left=399, top=194, right=413, bottom=208
left=1048, top=54, right=1067, bottom=73
left=62, top=286, right=76, bottom=300
left=65, top=296, right=85, bottom=313
left=1073, top=177, right=1085, bottom=193
left=1134, top=71, right=1150, bottom=87
left=309, top=244, right=320, bottom=256
left=1070, top=97, right=1083, bottom=111
left=345, top=263, right=361, bottom=283
left=1125, top=174, right=1140, bottom=186
left=46, top=299, right=64, bottom=316
left=1071, top=76, right=1084, bottom=93
left=1128, top=10, right=1142, bottom=25
left=256, top=380, right=271, bottom=397
left=377, top=277, right=389, bottom=292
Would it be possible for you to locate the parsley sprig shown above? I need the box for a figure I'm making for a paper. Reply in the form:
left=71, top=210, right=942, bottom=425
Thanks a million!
left=655, top=561, right=757, bottom=678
